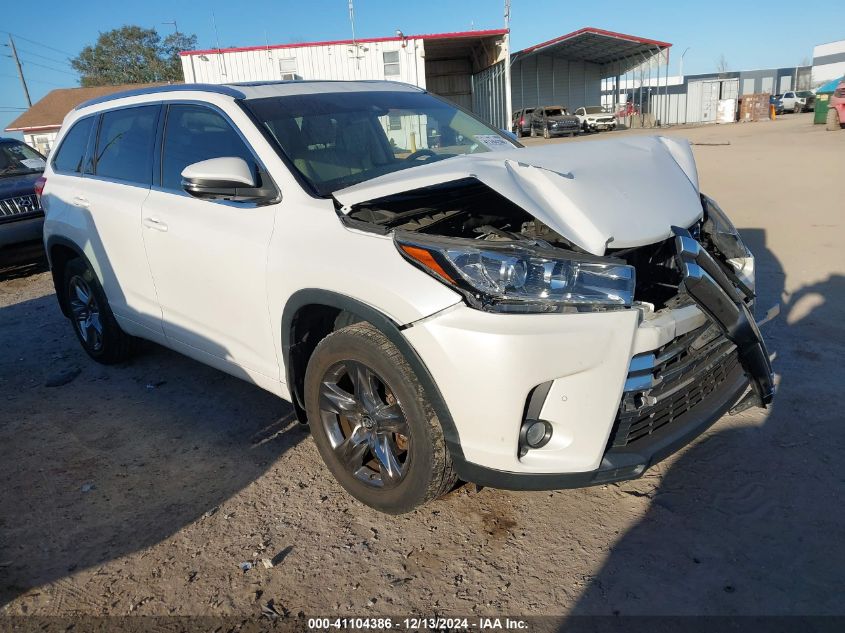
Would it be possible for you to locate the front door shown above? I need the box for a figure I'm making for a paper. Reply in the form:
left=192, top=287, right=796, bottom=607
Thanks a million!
left=140, top=103, right=279, bottom=380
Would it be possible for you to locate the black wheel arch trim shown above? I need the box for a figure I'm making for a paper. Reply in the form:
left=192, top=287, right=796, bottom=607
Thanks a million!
left=281, top=288, right=468, bottom=467
left=45, top=235, right=89, bottom=318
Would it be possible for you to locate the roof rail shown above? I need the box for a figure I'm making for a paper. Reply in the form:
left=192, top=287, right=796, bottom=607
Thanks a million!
left=74, top=83, right=246, bottom=111
left=227, top=79, right=425, bottom=91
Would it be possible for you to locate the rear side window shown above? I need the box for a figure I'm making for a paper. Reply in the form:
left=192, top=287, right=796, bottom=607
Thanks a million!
left=93, top=106, right=159, bottom=185
left=160, top=104, right=255, bottom=191
left=52, top=117, right=94, bottom=174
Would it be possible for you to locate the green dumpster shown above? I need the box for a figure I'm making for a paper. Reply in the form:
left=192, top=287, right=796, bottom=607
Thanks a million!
left=814, top=77, right=843, bottom=124
left=815, top=94, right=830, bottom=125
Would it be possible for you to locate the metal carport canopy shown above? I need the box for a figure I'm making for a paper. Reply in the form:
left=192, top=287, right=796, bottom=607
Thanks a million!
left=512, top=27, right=671, bottom=72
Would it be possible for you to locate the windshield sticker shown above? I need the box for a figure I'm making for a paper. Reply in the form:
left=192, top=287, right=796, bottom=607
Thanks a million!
left=21, top=158, right=46, bottom=169
left=474, top=135, right=513, bottom=151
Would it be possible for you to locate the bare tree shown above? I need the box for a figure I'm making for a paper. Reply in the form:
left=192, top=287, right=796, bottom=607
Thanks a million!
left=716, top=54, right=729, bottom=73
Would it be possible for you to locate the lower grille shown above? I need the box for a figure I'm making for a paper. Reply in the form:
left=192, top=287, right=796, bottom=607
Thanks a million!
left=0, top=194, right=42, bottom=219
left=609, top=327, right=740, bottom=448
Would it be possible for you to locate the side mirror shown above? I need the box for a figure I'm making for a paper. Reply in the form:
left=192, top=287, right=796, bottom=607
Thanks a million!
left=181, top=157, right=275, bottom=203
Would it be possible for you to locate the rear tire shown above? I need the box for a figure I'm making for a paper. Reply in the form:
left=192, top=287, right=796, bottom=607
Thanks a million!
left=63, top=258, right=133, bottom=364
left=529, top=125, right=537, bottom=138
left=304, top=323, right=457, bottom=514
left=516, top=127, right=523, bottom=138
left=826, top=107, right=842, bottom=131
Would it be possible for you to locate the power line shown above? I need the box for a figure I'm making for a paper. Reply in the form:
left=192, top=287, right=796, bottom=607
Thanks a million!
left=13, top=46, right=74, bottom=69
left=0, top=30, right=75, bottom=58
left=0, top=71, right=68, bottom=87
left=18, top=58, right=78, bottom=76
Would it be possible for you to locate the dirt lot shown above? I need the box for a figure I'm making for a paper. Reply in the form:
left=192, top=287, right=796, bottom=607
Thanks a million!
left=1, top=113, right=843, bottom=622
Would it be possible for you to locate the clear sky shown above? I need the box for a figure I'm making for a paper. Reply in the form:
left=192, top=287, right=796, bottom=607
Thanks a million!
left=2, top=0, right=843, bottom=136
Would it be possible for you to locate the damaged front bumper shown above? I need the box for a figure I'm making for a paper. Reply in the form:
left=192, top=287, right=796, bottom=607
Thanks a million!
left=402, top=231, right=775, bottom=491
left=672, top=226, right=775, bottom=412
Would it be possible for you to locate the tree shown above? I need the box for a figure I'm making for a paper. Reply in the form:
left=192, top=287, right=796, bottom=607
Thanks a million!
left=71, top=26, right=197, bottom=86
left=716, top=54, right=730, bottom=73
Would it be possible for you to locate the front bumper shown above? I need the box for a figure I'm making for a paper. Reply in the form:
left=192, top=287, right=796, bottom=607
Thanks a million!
left=0, top=215, right=44, bottom=248
left=548, top=125, right=581, bottom=136
left=586, top=120, right=617, bottom=130
left=403, top=235, right=773, bottom=490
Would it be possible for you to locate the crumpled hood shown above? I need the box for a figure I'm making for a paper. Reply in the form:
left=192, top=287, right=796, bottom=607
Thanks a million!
left=334, top=135, right=702, bottom=256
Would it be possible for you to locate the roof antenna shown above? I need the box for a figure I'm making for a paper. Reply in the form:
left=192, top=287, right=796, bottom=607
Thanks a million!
left=347, top=0, right=365, bottom=69
left=211, top=10, right=227, bottom=77
left=348, top=0, right=357, bottom=49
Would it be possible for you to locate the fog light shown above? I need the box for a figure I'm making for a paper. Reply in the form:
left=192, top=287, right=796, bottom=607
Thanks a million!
left=519, top=420, right=553, bottom=455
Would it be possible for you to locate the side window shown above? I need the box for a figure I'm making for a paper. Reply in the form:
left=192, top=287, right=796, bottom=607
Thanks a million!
left=383, top=51, right=400, bottom=77
left=161, top=104, right=256, bottom=191
left=94, top=106, right=158, bottom=185
left=52, top=117, right=94, bottom=174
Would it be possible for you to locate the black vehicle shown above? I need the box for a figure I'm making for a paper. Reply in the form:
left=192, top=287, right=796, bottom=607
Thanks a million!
left=529, top=106, right=581, bottom=139
left=511, top=107, right=535, bottom=137
left=0, top=138, right=46, bottom=249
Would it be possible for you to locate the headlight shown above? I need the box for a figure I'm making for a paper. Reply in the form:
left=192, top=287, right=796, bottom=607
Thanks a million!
left=701, top=194, right=754, bottom=289
left=701, top=194, right=751, bottom=259
left=395, top=234, right=635, bottom=313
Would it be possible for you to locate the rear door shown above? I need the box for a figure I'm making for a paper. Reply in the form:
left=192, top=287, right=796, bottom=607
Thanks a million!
left=140, top=102, right=279, bottom=379
left=55, top=105, right=163, bottom=337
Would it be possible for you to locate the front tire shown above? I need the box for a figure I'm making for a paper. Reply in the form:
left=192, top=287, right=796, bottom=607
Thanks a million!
left=63, top=258, right=133, bottom=364
left=304, top=323, right=457, bottom=514
left=793, top=104, right=801, bottom=114
left=543, top=126, right=550, bottom=139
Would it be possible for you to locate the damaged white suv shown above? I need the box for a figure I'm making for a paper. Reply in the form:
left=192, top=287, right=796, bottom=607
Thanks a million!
left=41, top=81, right=774, bottom=513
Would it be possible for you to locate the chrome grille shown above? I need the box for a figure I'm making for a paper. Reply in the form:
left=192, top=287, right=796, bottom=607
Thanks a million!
left=0, top=194, right=41, bottom=219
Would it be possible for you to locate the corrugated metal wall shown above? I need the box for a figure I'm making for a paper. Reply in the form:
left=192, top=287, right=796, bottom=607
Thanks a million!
left=181, top=39, right=426, bottom=87
left=648, top=93, right=688, bottom=125
left=425, top=58, right=473, bottom=110
left=180, top=36, right=510, bottom=127
left=472, top=60, right=508, bottom=129
left=510, top=55, right=603, bottom=111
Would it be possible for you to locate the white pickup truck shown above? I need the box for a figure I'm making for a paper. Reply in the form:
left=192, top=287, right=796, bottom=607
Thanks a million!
left=780, top=91, right=815, bottom=113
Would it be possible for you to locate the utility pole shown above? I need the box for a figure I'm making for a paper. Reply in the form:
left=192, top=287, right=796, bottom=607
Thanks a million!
left=8, top=35, right=32, bottom=108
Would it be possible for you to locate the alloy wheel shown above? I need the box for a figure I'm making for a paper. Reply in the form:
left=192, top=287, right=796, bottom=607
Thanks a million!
left=318, top=360, right=410, bottom=488
left=68, top=276, right=103, bottom=352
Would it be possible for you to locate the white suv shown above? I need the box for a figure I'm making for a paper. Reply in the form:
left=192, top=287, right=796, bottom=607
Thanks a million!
left=40, top=81, right=775, bottom=513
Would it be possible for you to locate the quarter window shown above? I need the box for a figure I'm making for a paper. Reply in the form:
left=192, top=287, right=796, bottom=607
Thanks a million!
left=161, top=104, right=256, bottom=191
left=93, top=106, right=159, bottom=185
left=52, top=117, right=94, bottom=174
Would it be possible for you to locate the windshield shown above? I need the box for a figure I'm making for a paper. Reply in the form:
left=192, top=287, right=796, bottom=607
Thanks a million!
left=544, top=107, right=566, bottom=116
left=0, top=141, right=46, bottom=177
left=584, top=107, right=605, bottom=114
left=796, top=91, right=813, bottom=98
left=244, top=90, right=517, bottom=196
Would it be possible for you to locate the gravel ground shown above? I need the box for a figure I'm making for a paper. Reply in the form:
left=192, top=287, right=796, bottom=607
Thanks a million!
left=1, top=113, right=843, bottom=621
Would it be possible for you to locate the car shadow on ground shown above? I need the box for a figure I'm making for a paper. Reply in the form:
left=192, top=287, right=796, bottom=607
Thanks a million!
left=0, top=244, right=306, bottom=607
left=0, top=242, right=49, bottom=282
left=565, top=229, right=845, bottom=616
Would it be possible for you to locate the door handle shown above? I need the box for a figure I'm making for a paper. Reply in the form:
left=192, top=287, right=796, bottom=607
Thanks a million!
left=142, top=217, right=168, bottom=232
left=71, top=196, right=89, bottom=208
